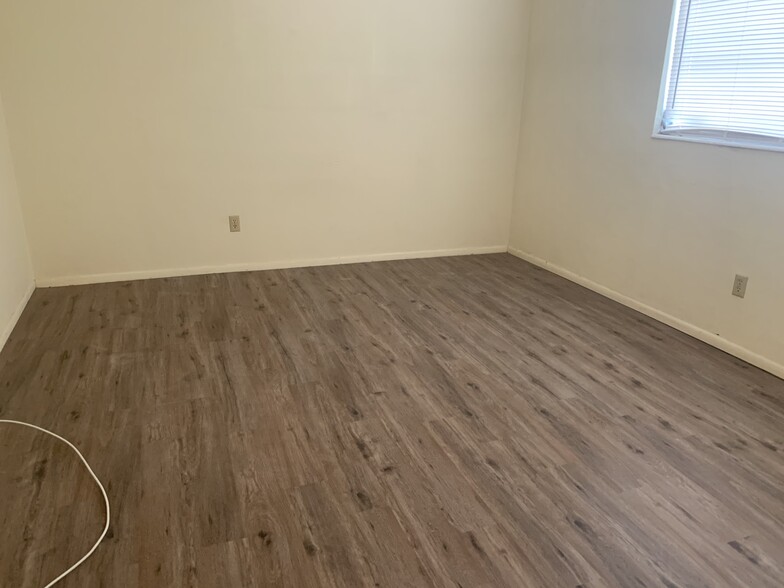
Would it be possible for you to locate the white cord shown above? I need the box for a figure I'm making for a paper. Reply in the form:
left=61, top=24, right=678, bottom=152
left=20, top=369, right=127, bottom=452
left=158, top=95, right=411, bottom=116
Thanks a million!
left=0, top=419, right=111, bottom=587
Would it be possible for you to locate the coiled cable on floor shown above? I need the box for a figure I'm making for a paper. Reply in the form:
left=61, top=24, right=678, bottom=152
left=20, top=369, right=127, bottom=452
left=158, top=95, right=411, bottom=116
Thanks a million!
left=0, top=419, right=111, bottom=587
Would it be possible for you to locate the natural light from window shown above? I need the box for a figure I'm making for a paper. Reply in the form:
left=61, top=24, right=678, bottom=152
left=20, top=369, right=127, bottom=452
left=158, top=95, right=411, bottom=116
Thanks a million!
left=655, top=0, right=784, bottom=152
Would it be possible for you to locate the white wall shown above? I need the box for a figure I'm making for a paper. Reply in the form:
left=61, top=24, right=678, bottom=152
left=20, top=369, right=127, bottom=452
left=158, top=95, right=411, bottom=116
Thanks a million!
left=0, top=90, right=34, bottom=350
left=0, top=0, right=529, bottom=285
left=510, top=0, right=784, bottom=374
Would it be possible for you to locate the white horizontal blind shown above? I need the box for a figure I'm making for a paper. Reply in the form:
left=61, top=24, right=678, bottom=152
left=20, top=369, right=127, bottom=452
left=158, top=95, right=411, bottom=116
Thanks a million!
left=660, top=0, right=784, bottom=147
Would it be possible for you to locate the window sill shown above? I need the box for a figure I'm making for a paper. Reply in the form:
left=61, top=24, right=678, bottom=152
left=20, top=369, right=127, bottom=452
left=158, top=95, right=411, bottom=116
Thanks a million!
left=652, top=132, right=784, bottom=154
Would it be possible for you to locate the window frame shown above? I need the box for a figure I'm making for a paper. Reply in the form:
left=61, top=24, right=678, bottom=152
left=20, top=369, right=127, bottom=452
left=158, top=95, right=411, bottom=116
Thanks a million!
left=652, top=0, right=784, bottom=154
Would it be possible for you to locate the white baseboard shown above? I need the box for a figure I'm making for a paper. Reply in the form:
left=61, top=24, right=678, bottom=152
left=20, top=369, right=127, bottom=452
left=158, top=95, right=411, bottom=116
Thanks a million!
left=35, top=245, right=509, bottom=288
left=508, top=247, right=784, bottom=380
left=0, top=281, right=35, bottom=353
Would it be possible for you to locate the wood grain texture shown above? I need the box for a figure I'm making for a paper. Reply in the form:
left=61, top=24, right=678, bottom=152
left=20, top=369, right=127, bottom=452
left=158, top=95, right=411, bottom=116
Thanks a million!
left=0, top=253, right=782, bottom=587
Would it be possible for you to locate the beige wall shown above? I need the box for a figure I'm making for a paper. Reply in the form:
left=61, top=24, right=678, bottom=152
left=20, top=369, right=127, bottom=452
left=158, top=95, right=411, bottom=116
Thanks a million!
left=510, top=0, right=784, bottom=374
left=0, top=0, right=529, bottom=285
left=0, top=91, right=34, bottom=349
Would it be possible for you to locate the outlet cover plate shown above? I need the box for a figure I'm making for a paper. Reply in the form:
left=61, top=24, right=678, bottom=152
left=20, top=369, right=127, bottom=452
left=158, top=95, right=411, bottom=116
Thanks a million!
left=732, top=275, right=748, bottom=298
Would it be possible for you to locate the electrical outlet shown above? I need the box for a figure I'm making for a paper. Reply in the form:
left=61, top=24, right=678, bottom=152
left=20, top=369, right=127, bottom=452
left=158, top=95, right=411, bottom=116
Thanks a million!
left=732, top=275, right=748, bottom=298
left=229, top=215, right=241, bottom=233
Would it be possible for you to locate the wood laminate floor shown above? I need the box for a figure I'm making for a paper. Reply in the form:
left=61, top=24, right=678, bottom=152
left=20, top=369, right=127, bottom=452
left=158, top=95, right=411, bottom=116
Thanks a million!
left=0, top=254, right=782, bottom=587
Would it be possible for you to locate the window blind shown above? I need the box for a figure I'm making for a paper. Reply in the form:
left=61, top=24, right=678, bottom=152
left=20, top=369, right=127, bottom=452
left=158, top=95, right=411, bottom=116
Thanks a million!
left=660, top=0, right=784, bottom=148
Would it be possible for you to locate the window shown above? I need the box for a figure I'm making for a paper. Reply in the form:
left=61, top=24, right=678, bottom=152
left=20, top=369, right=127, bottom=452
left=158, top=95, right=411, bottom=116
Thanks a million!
left=655, top=0, right=784, bottom=152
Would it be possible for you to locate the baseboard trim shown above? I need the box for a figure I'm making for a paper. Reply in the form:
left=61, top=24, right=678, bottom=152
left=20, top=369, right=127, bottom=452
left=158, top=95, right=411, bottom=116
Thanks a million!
left=0, top=281, right=35, bottom=353
left=508, top=247, right=784, bottom=380
left=36, top=245, right=509, bottom=288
